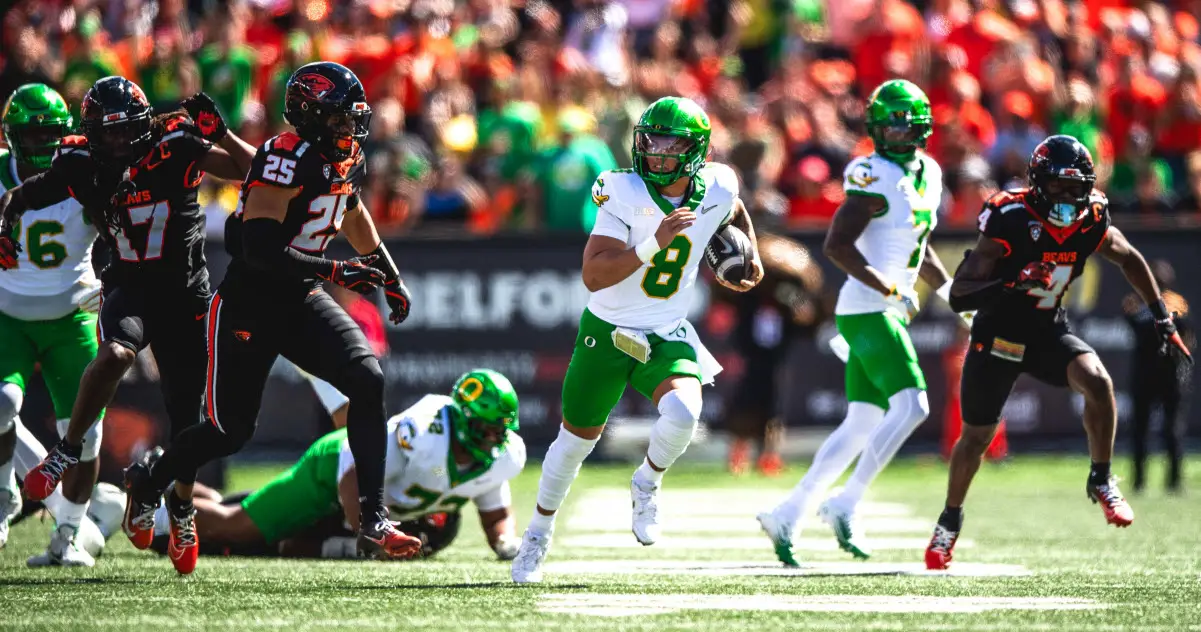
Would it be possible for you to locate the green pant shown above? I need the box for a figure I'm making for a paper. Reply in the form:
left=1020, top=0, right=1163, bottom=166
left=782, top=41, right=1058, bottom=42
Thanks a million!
left=836, top=311, right=926, bottom=410
left=0, top=309, right=99, bottom=418
left=561, top=309, right=702, bottom=427
left=242, top=429, right=345, bottom=543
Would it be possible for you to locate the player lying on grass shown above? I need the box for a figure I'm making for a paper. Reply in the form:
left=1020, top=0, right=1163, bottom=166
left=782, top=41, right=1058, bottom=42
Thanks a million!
left=143, top=370, right=524, bottom=561
left=757, top=79, right=971, bottom=566
left=926, top=135, right=1193, bottom=570
left=511, top=96, right=763, bottom=584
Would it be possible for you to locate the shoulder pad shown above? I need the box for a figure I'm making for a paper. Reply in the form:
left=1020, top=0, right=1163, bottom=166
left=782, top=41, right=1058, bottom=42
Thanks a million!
left=55, top=135, right=91, bottom=159
left=985, top=189, right=1028, bottom=214
left=593, top=170, right=640, bottom=207
left=702, top=162, right=739, bottom=196
left=843, top=154, right=898, bottom=192
left=491, top=433, right=527, bottom=479
left=266, top=132, right=312, bottom=157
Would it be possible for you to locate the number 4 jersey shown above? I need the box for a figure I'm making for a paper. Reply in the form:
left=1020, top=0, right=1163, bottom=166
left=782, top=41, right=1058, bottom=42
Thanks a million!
left=835, top=151, right=943, bottom=317
left=0, top=149, right=100, bottom=321
left=976, top=187, right=1111, bottom=323
left=335, top=394, right=527, bottom=521
left=223, top=131, right=366, bottom=298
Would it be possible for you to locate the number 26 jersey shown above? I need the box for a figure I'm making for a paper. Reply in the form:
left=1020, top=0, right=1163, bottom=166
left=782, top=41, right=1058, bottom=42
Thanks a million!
left=224, top=132, right=366, bottom=298
left=976, top=187, right=1111, bottom=324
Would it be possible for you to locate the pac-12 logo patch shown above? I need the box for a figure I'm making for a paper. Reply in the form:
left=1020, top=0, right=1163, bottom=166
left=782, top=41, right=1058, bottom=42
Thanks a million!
left=1028, top=221, right=1042, bottom=241
left=323, top=164, right=331, bottom=179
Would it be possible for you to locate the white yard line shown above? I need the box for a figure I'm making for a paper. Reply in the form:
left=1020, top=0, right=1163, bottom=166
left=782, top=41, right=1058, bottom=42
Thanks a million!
left=556, top=534, right=972, bottom=551
left=541, top=559, right=1026, bottom=578
left=565, top=515, right=934, bottom=534
left=537, top=593, right=1103, bottom=615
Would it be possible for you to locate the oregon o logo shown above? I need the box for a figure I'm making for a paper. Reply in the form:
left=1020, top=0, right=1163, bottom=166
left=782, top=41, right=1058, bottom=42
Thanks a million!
left=584, top=336, right=596, bottom=348
left=458, top=377, right=485, bottom=402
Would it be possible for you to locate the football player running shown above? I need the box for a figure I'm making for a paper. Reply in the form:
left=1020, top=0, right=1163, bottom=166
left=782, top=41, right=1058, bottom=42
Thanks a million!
left=511, top=96, right=764, bottom=584
left=131, top=62, right=422, bottom=573
left=143, top=371, right=522, bottom=560
left=926, top=135, right=1191, bottom=569
left=757, top=80, right=970, bottom=566
left=0, top=80, right=253, bottom=569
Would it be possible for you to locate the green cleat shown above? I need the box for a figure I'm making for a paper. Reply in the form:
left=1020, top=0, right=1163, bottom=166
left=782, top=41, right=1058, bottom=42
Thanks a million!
left=820, top=500, right=872, bottom=560
left=756, top=511, right=799, bottom=567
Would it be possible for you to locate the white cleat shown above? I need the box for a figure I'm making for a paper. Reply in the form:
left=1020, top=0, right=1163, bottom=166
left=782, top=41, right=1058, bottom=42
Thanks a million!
left=26, top=524, right=96, bottom=568
left=511, top=528, right=552, bottom=584
left=74, top=516, right=106, bottom=559
left=756, top=510, right=799, bottom=567
left=819, top=498, right=871, bottom=560
left=86, top=483, right=127, bottom=541
left=630, top=475, right=661, bottom=546
left=0, top=486, right=20, bottom=550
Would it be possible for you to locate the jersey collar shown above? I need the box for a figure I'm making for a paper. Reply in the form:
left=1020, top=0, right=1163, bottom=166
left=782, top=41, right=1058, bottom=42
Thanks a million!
left=638, top=170, right=709, bottom=216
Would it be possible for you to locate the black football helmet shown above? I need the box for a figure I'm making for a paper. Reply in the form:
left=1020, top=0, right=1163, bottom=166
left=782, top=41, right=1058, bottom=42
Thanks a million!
left=396, top=512, right=461, bottom=558
left=80, top=76, right=154, bottom=168
left=1027, top=134, right=1097, bottom=228
left=283, top=61, right=371, bottom=161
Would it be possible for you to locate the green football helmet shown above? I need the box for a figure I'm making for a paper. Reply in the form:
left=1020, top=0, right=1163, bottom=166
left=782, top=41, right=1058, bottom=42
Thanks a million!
left=865, top=79, right=933, bottom=163
left=449, top=369, right=519, bottom=466
left=2, top=84, right=72, bottom=170
left=631, top=96, right=711, bottom=187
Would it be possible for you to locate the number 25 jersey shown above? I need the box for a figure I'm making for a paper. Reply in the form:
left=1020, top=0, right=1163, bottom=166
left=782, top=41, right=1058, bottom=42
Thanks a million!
left=976, top=187, right=1111, bottom=324
left=223, top=132, right=366, bottom=298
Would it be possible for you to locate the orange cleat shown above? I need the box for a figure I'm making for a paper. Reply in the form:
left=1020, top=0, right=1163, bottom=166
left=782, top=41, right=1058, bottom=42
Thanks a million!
left=925, top=523, right=958, bottom=570
left=357, top=520, right=423, bottom=560
left=728, top=439, right=751, bottom=476
left=1087, top=476, right=1134, bottom=527
left=167, top=504, right=199, bottom=575
left=23, top=441, right=79, bottom=502
left=121, top=463, right=159, bottom=550
left=757, top=452, right=784, bottom=477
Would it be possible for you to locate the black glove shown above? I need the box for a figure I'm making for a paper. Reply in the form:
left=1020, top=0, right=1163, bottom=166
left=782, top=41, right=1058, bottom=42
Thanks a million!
left=0, top=234, right=20, bottom=269
left=181, top=92, right=228, bottom=143
left=382, top=277, right=412, bottom=325
left=1153, top=311, right=1193, bottom=366
left=320, top=255, right=385, bottom=295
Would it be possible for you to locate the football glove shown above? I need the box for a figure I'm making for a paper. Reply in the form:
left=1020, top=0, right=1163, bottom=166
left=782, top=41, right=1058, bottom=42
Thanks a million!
left=885, top=284, right=920, bottom=323
left=382, top=277, right=412, bottom=325
left=320, top=255, right=385, bottom=295
left=0, top=234, right=20, bottom=269
left=181, top=92, right=228, bottom=143
left=1015, top=261, right=1055, bottom=291
left=1154, top=315, right=1193, bottom=366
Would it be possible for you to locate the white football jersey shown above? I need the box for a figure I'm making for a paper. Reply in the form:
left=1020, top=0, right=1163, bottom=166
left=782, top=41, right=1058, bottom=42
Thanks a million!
left=834, top=151, right=943, bottom=316
left=0, top=152, right=100, bottom=321
left=587, top=164, right=739, bottom=330
left=338, top=394, right=526, bottom=520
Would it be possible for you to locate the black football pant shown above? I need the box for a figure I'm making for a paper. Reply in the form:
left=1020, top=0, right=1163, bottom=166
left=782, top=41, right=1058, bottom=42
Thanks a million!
left=1130, top=375, right=1185, bottom=491
left=99, top=285, right=210, bottom=441
left=149, top=287, right=390, bottom=520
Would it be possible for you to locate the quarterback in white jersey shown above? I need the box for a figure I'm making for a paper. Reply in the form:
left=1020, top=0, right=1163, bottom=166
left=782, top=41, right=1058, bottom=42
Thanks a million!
left=759, top=79, right=969, bottom=566
left=512, top=96, right=763, bottom=584
left=0, top=84, right=113, bottom=567
left=155, top=371, right=525, bottom=560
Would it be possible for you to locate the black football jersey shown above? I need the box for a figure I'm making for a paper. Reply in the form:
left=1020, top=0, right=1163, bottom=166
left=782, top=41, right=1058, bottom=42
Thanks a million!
left=976, top=188, right=1111, bottom=323
left=223, top=132, right=367, bottom=297
left=16, top=114, right=213, bottom=291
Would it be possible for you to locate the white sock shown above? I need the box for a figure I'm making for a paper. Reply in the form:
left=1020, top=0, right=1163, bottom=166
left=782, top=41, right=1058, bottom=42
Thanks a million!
left=13, top=415, right=47, bottom=476
left=531, top=425, right=599, bottom=532
left=153, top=504, right=171, bottom=536
left=634, top=458, right=663, bottom=486
left=837, top=388, right=930, bottom=507
left=642, top=389, right=702, bottom=477
left=775, top=402, right=884, bottom=525
left=0, top=447, right=13, bottom=493
left=57, top=498, right=88, bottom=530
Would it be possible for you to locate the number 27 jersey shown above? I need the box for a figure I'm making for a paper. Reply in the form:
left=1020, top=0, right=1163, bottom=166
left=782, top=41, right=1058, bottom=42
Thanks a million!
left=224, top=132, right=366, bottom=297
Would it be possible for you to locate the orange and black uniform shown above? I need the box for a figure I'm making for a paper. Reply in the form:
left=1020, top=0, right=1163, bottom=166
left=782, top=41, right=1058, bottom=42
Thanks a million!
left=11, top=115, right=213, bottom=436
left=961, top=188, right=1111, bottom=426
left=148, top=132, right=382, bottom=490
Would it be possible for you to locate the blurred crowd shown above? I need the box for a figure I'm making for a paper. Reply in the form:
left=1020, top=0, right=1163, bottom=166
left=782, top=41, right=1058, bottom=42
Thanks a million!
left=2, top=0, right=1201, bottom=236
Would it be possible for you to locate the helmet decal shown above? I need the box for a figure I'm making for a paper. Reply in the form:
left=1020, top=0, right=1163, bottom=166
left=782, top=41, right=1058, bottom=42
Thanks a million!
left=296, top=73, right=336, bottom=99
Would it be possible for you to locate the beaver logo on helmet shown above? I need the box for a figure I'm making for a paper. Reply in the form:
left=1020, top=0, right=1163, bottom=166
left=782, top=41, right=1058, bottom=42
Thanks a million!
left=295, top=73, right=336, bottom=99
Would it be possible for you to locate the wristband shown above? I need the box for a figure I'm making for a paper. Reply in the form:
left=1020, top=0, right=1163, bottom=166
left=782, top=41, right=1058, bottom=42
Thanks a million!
left=635, top=237, right=661, bottom=264
left=936, top=281, right=953, bottom=305
left=1150, top=299, right=1170, bottom=321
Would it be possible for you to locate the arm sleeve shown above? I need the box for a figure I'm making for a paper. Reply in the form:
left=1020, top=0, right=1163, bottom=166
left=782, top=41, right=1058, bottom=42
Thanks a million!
left=472, top=481, right=512, bottom=513
left=241, top=217, right=336, bottom=279
left=11, top=156, right=77, bottom=211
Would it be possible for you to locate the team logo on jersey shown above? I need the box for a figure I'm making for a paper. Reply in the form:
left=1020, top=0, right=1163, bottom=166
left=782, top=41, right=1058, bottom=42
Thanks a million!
left=296, top=73, right=336, bottom=98
left=323, top=164, right=331, bottom=179
left=233, top=330, right=252, bottom=342
left=1028, top=221, right=1042, bottom=241
left=846, top=163, right=879, bottom=189
left=592, top=178, right=609, bottom=207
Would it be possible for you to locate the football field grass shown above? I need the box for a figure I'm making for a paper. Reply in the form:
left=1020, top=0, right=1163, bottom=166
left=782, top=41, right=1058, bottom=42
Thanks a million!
left=3, top=455, right=1201, bottom=631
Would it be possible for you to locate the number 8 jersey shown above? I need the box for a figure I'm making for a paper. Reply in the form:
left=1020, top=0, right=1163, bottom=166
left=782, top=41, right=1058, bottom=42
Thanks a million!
left=834, top=152, right=943, bottom=316
left=975, top=187, right=1111, bottom=323
left=224, top=131, right=366, bottom=297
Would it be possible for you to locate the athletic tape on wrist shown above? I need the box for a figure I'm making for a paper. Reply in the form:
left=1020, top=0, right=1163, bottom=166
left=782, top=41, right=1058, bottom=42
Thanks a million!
left=635, top=237, right=662, bottom=264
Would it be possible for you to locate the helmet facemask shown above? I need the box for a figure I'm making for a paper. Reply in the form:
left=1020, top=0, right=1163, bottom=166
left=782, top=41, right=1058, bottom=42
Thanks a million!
left=1034, top=173, right=1093, bottom=227
left=317, top=104, right=371, bottom=161
left=84, top=114, right=153, bottom=168
left=632, top=129, right=705, bottom=187
left=870, top=110, right=931, bottom=162
left=5, top=121, right=69, bottom=169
